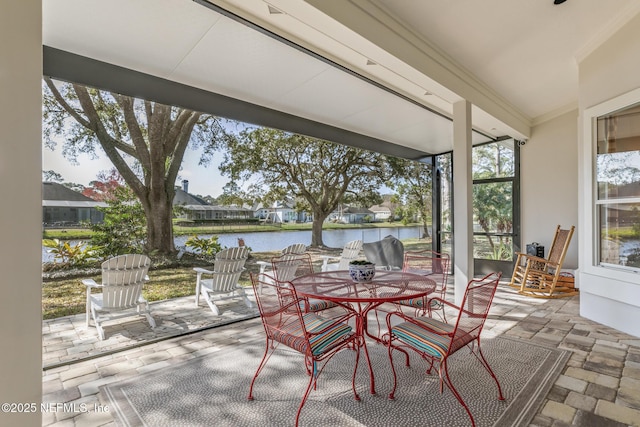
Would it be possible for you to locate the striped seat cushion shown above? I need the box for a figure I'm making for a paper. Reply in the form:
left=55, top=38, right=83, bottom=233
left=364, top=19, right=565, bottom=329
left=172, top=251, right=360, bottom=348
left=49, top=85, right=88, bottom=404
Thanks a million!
left=303, top=298, right=338, bottom=312
left=273, top=313, right=353, bottom=356
left=397, top=297, right=425, bottom=308
left=391, top=316, right=455, bottom=359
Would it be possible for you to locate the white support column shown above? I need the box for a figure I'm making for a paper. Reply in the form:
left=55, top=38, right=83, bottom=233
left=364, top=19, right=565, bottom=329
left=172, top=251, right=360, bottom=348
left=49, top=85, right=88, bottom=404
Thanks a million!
left=452, top=100, right=473, bottom=305
left=0, top=1, right=42, bottom=426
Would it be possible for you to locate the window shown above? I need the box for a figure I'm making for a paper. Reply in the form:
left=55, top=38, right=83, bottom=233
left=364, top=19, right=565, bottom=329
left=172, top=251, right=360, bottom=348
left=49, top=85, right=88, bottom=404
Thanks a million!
left=472, top=140, right=517, bottom=261
left=435, top=152, right=453, bottom=256
left=596, top=103, right=640, bottom=269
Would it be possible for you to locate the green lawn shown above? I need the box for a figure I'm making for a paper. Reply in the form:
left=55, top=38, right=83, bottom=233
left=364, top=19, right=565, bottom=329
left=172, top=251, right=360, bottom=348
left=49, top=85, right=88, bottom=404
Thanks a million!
left=42, top=238, right=432, bottom=320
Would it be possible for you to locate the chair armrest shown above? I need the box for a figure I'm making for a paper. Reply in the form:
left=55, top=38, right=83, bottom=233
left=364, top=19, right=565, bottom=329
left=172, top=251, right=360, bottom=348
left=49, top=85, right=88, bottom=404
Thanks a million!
left=305, top=313, right=356, bottom=337
left=515, top=252, right=555, bottom=265
left=193, top=267, right=214, bottom=275
left=428, top=296, right=458, bottom=310
left=82, top=279, right=101, bottom=288
left=523, top=254, right=549, bottom=264
left=386, top=309, right=454, bottom=337
left=320, top=255, right=340, bottom=269
left=256, top=261, right=270, bottom=274
left=524, top=256, right=561, bottom=271
left=426, top=296, right=460, bottom=318
left=514, top=252, right=548, bottom=263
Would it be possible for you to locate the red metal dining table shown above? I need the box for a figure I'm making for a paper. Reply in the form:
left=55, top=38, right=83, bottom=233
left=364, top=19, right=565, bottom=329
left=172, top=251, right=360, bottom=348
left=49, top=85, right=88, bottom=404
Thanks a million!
left=291, top=270, right=436, bottom=395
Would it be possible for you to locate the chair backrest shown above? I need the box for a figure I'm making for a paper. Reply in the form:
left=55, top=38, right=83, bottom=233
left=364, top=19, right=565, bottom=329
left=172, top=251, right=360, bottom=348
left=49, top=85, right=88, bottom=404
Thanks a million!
left=336, top=240, right=363, bottom=269
left=403, top=250, right=450, bottom=292
left=449, top=272, right=501, bottom=354
left=100, top=254, right=151, bottom=309
left=250, top=272, right=305, bottom=340
left=206, top=247, right=249, bottom=293
left=281, top=243, right=307, bottom=255
left=271, top=252, right=314, bottom=283
left=546, top=225, right=575, bottom=270
left=363, top=235, right=404, bottom=269
left=214, top=247, right=249, bottom=273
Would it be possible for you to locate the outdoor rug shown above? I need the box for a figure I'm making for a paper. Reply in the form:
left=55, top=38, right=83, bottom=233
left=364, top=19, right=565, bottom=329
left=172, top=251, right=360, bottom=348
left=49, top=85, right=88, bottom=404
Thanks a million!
left=102, top=336, right=569, bottom=427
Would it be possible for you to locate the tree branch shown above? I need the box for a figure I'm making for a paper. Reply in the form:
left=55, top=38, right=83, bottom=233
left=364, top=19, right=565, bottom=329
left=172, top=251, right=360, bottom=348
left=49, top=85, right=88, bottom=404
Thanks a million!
left=44, top=78, right=91, bottom=129
left=116, top=95, right=151, bottom=169
left=73, top=85, right=144, bottom=194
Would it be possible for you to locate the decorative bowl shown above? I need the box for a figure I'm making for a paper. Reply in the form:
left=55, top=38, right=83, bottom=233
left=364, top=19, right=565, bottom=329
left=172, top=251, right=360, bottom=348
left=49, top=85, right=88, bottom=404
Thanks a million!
left=349, top=261, right=376, bottom=282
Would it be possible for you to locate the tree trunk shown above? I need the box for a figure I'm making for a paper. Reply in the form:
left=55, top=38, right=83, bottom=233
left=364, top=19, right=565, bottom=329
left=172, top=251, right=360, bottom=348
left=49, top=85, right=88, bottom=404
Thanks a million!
left=140, top=186, right=176, bottom=255
left=421, top=217, right=431, bottom=239
left=310, top=212, right=329, bottom=247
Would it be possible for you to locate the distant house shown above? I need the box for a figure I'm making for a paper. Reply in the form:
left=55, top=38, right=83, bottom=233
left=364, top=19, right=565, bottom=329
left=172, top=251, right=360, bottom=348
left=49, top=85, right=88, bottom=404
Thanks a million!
left=42, top=182, right=106, bottom=226
left=336, top=207, right=373, bottom=224
left=173, top=184, right=253, bottom=221
left=369, top=204, right=392, bottom=222
left=260, top=200, right=312, bottom=223
left=252, top=202, right=269, bottom=220
left=266, top=201, right=297, bottom=223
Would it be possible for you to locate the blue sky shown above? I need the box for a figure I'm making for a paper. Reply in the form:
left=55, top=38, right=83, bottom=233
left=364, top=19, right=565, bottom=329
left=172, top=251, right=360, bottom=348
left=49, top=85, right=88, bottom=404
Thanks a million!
left=42, top=145, right=231, bottom=197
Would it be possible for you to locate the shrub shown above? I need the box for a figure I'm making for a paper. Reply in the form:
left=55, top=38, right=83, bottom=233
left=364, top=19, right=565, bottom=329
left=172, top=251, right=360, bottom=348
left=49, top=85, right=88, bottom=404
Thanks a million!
left=42, top=238, right=101, bottom=269
left=185, top=235, right=224, bottom=260
left=90, top=187, right=147, bottom=257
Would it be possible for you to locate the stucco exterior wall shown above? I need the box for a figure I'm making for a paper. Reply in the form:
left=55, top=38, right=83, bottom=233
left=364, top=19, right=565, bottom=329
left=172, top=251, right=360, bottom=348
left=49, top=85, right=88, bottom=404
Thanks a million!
left=577, top=13, right=640, bottom=338
left=522, top=110, right=579, bottom=270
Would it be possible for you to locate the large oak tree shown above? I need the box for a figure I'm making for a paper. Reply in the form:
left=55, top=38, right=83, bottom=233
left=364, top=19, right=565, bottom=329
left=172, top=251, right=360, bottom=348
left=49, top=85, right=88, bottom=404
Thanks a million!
left=386, top=157, right=432, bottom=238
left=43, top=78, right=226, bottom=255
left=218, top=127, right=388, bottom=247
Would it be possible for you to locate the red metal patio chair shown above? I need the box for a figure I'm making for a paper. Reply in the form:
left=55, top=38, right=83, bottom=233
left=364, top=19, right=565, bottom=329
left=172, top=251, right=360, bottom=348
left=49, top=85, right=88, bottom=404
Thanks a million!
left=385, top=272, right=504, bottom=427
left=256, top=243, right=307, bottom=294
left=270, top=252, right=338, bottom=313
left=397, top=250, right=450, bottom=319
left=248, top=273, right=360, bottom=427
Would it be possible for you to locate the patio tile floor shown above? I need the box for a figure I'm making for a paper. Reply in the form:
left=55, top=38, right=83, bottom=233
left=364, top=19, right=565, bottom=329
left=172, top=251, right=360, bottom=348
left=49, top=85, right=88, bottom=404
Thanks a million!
left=43, top=295, right=260, bottom=368
left=41, top=284, right=640, bottom=426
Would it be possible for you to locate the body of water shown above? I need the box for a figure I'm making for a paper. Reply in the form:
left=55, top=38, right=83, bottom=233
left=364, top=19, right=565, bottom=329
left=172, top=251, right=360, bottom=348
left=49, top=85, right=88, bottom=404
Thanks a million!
left=42, top=226, right=423, bottom=262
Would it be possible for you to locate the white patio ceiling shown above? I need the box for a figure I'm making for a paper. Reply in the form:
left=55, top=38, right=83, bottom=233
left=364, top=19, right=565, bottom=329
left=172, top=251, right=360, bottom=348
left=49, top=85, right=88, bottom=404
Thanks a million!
left=42, top=0, right=640, bottom=157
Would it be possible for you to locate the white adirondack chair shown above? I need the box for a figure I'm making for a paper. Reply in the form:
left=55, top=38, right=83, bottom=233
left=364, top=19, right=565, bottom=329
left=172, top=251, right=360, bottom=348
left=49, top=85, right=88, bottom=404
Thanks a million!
left=320, top=240, right=363, bottom=271
left=83, top=254, right=155, bottom=340
left=256, top=243, right=307, bottom=294
left=194, top=247, right=252, bottom=315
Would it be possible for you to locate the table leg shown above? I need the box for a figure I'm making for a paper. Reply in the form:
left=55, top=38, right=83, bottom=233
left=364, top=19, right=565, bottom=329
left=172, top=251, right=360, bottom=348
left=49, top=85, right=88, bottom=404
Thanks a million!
left=353, top=305, right=377, bottom=395
left=354, top=301, right=393, bottom=395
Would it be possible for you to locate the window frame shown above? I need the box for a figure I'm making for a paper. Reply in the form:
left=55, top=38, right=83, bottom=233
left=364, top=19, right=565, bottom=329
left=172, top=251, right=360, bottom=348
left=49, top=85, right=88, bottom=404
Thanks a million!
left=582, top=88, right=640, bottom=277
left=471, top=139, right=520, bottom=263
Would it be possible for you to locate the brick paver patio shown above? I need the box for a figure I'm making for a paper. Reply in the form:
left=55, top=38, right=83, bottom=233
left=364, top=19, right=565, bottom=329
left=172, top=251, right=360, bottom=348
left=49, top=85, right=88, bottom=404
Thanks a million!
left=41, top=284, right=640, bottom=426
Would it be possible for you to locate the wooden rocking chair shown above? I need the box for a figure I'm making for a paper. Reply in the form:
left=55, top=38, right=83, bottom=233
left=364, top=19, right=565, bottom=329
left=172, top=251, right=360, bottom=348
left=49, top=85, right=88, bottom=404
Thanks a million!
left=508, top=225, right=577, bottom=298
